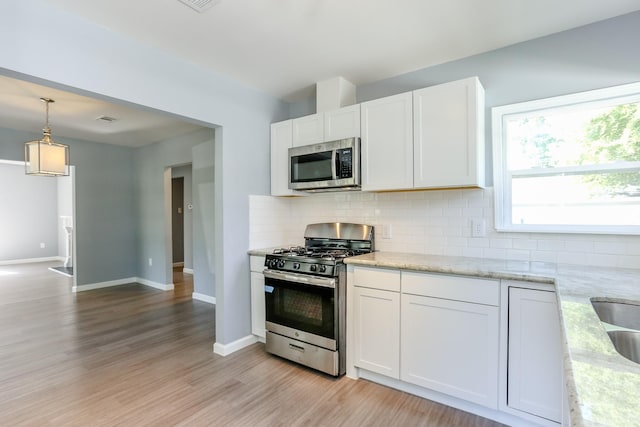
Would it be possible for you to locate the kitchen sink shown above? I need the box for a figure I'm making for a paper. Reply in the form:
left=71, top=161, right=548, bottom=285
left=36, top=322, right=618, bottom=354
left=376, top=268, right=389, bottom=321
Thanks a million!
left=607, top=330, right=640, bottom=364
left=591, top=299, right=640, bottom=330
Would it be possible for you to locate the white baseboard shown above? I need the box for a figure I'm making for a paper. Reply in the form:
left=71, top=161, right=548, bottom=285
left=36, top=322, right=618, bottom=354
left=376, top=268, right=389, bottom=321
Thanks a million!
left=213, top=335, right=258, bottom=356
left=183, top=268, right=194, bottom=275
left=135, top=277, right=174, bottom=291
left=72, top=277, right=137, bottom=293
left=192, top=292, right=216, bottom=304
left=73, top=277, right=175, bottom=293
left=0, top=256, right=62, bottom=266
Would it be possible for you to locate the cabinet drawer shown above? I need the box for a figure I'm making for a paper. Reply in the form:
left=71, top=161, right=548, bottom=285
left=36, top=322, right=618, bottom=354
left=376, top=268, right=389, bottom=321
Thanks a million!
left=250, top=255, right=265, bottom=272
left=402, top=271, right=499, bottom=306
left=353, top=266, right=400, bottom=292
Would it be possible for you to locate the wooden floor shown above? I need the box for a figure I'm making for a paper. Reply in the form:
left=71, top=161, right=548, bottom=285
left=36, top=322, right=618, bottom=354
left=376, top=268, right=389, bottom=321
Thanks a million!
left=0, top=262, right=506, bottom=426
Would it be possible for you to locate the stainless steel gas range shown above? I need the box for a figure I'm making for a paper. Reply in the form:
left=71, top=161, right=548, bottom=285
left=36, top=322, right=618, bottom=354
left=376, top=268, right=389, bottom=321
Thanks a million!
left=263, top=222, right=375, bottom=376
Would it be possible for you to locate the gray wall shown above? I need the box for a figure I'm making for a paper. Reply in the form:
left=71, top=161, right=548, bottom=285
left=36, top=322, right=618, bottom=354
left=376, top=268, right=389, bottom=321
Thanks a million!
left=0, top=128, right=136, bottom=284
left=172, top=165, right=193, bottom=270
left=289, top=11, right=640, bottom=187
left=0, top=160, right=58, bottom=261
left=133, top=128, right=214, bottom=288
left=192, top=140, right=215, bottom=297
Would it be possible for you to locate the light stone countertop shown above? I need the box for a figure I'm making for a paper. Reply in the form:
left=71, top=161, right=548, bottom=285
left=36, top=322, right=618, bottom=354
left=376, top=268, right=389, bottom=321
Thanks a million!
left=344, top=252, right=640, bottom=427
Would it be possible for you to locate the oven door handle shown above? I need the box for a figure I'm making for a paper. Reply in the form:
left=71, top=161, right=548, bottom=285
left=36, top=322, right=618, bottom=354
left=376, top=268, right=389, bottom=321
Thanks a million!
left=263, top=269, right=336, bottom=289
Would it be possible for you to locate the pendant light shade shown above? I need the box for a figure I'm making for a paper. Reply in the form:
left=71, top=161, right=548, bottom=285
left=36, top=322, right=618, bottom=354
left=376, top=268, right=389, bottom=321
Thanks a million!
left=24, top=98, right=70, bottom=176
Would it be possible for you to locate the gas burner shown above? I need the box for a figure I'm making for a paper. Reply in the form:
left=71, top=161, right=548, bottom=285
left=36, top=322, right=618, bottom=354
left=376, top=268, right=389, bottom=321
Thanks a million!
left=273, top=246, right=308, bottom=256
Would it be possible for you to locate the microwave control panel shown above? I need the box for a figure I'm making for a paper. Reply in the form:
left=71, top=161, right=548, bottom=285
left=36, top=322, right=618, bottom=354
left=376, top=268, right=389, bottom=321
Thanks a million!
left=336, top=148, right=353, bottom=178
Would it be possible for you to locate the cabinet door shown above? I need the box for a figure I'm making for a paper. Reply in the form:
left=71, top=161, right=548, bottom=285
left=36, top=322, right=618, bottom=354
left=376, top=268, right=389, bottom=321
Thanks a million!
left=292, top=113, right=324, bottom=147
left=401, top=293, right=499, bottom=409
left=508, top=287, right=562, bottom=423
left=413, top=77, right=485, bottom=189
left=353, top=286, right=400, bottom=379
left=361, top=92, right=413, bottom=191
left=250, top=272, right=266, bottom=339
left=270, top=120, right=296, bottom=196
left=324, top=104, right=361, bottom=140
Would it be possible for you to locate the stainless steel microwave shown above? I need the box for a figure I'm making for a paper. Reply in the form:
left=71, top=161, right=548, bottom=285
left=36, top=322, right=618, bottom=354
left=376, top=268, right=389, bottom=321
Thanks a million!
left=288, top=137, right=360, bottom=192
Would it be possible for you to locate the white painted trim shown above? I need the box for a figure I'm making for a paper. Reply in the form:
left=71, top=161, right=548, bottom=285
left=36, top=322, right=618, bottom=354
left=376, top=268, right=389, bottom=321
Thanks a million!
left=183, top=268, right=194, bottom=274
left=136, top=277, right=174, bottom=291
left=192, top=292, right=216, bottom=304
left=72, top=277, right=137, bottom=293
left=173, top=262, right=185, bottom=267
left=0, top=159, right=25, bottom=166
left=0, top=256, right=63, bottom=266
left=213, top=335, right=258, bottom=356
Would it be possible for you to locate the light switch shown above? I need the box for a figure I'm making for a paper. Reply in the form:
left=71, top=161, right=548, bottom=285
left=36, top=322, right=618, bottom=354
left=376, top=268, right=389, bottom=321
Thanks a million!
left=178, top=207, right=183, bottom=214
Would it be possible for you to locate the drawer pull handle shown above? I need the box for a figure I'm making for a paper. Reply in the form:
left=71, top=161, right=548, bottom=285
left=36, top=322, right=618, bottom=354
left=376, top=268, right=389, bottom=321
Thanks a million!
left=289, top=343, right=305, bottom=352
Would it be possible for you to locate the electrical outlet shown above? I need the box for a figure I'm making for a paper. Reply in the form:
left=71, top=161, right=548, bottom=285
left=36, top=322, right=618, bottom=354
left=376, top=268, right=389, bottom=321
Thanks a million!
left=148, top=258, right=153, bottom=266
left=471, top=219, right=486, bottom=237
left=40, top=242, right=45, bottom=249
left=382, top=224, right=392, bottom=239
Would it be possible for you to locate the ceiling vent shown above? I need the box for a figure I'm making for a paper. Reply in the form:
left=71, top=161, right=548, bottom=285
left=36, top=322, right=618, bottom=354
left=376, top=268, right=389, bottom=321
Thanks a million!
left=96, top=116, right=117, bottom=123
left=177, top=0, right=222, bottom=13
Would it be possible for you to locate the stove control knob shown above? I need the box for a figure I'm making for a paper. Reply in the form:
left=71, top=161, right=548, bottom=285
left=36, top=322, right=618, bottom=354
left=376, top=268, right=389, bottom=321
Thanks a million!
left=269, top=259, right=278, bottom=269
left=278, top=260, right=286, bottom=268
left=319, top=265, right=327, bottom=273
left=293, top=263, right=300, bottom=270
left=309, top=264, right=317, bottom=272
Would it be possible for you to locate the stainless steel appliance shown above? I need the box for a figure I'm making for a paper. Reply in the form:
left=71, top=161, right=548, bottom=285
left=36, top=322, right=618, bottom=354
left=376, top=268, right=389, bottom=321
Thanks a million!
left=263, top=222, right=374, bottom=376
left=288, top=137, right=360, bottom=192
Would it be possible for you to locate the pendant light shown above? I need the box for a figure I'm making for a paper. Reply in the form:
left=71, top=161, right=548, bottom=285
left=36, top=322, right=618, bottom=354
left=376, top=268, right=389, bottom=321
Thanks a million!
left=24, top=97, right=70, bottom=176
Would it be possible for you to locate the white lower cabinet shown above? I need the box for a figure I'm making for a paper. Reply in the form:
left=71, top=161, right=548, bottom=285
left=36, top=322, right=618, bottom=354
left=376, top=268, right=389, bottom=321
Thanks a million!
left=353, top=286, right=400, bottom=378
left=506, top=286, right=562, bottom=423
left=349, top=267, right=564, bottom=426
left=352, top=267, right=401, bottom=378
left=249, top=256, right=266, bottom=340
left=401, top=293, right=499, bottom=409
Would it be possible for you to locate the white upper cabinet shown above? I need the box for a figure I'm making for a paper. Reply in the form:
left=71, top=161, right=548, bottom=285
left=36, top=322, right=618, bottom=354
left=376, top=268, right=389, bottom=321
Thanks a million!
left=270, top=120, right=296, bottom=196
left=292, top=105, right=361, bottom=147
left=413, top=76, right=485, bottom=189
left=361, top=92, right=414, bottom=191
left=324, top=104, right=361, bottom=140
left=292, top=113, right=324, bottom=147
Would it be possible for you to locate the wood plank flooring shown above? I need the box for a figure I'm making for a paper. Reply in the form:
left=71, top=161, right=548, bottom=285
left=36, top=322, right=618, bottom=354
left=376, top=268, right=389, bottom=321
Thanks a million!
left=0, top=262, right=506, bottom=426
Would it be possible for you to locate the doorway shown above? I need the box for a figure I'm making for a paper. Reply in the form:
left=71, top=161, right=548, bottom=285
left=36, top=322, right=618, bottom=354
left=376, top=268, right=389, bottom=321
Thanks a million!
left=168, top=164, right=194, bottom=295
left=172, top=176, right=185, bottom=268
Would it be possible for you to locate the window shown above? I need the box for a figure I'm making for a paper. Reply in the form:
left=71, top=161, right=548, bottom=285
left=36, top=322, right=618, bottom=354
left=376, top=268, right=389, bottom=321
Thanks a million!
left=492, top=82, right=640, bottom=235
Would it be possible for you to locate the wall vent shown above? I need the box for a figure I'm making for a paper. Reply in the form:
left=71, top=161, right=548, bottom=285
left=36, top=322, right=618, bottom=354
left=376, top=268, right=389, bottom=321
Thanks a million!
left=177, top=0, right=222, bottom=13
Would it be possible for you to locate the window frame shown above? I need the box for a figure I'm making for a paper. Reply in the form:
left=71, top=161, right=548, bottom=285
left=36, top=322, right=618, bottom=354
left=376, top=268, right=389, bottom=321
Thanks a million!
left=492, top=82, right=640, bottom=235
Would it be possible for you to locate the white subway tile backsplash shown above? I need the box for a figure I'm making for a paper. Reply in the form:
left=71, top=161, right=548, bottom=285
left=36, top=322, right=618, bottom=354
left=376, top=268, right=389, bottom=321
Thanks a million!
left=617, top=255, right=640, bottom=269
left=537, top=239, right=566, bottom=251
left=512, top=239, right=538, bottom=250
left=490, top=238, right=513, bottom=249
left=531, top=251, right=558, bottom=263
left=249, top=188, right=640, bottom=270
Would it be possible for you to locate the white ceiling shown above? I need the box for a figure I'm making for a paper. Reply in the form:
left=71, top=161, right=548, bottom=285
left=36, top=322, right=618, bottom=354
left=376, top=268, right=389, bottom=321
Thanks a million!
left=0, top=75, right=204, bottom=147
left=3, top=0, right=640, bottom=147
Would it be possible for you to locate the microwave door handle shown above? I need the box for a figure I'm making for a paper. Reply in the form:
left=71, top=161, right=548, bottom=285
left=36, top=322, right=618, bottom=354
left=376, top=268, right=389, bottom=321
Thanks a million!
left=332, top=150, right=338, bottom=179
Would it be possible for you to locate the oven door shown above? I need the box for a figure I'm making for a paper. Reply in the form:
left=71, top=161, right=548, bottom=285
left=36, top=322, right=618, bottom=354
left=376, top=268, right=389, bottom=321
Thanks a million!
left=263, top=269, right=337, bottom=350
